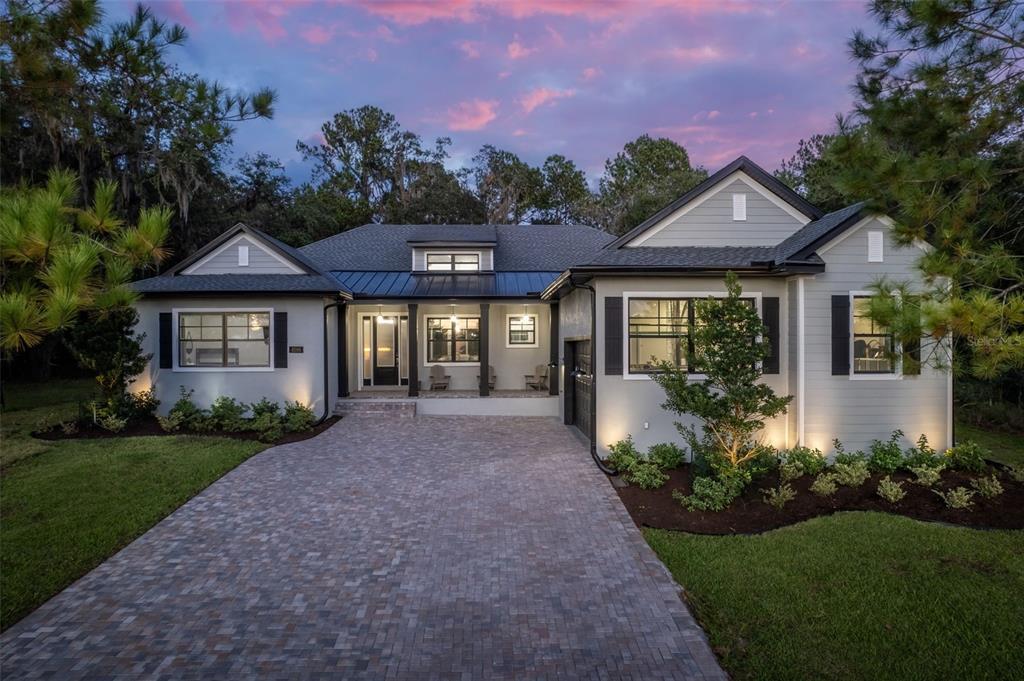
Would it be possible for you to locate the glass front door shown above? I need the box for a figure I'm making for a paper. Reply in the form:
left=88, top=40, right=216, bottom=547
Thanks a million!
left=372, top=316, right=399, bottom=385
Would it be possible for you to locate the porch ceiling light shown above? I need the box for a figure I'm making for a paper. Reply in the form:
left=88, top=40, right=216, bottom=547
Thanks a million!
left=519, top=304, right=530, bottom=324
left=376, top=305, right=393, bottom=324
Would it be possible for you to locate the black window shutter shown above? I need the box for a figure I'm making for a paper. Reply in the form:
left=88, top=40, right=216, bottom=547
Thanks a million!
left=274, top=312, right=288, bottom=368
left=904, top=337, right=921, bottom=375
left=761, top=297, right=780, bottom=374
left=604, top=296, right=623, bottom=375
left=831, top=295, right=850, bottom=375
left=158, top=312, right=172, bottom=369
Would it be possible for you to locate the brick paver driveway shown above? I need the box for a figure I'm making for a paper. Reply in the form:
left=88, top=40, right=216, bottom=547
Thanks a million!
left=2, top=416, right=724, bottom=680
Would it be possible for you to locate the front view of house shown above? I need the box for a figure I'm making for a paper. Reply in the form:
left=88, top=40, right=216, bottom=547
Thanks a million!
left=132, top=156, right=952, bottom=457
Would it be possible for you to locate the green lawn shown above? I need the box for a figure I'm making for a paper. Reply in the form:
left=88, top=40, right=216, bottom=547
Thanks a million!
left=1, top=380, right=265, bottom=630
left=956, top=420, right=1024, bottom=466
left=647, top=513, right=1024, bottom=681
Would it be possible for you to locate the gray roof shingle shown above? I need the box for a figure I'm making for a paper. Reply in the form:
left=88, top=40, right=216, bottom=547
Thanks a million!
left=405, top=225, right=497, bottom=244
left=580, top=246, right=779, bottom=269
left=300, top=223, right=615, bottom=272
left=774, top=202, right=866, bottom=263
left=131, top=273, right=345, bottom=294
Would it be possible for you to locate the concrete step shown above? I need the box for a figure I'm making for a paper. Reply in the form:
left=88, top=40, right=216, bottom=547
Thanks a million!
left=334, top=400, right=417, bottom=417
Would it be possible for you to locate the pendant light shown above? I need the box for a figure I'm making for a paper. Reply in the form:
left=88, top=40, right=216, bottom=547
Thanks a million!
left=376, top=304, right=393, bottom=324
left=450, top=304, right=459, bottom=330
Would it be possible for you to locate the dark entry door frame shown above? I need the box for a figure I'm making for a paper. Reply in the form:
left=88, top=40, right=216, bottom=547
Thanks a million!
left=370, top=315, right=408, bottom=386
left=564, top=338, right=592, bottom=443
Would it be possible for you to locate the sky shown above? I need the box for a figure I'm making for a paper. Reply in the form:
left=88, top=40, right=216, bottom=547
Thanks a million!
left=107, top=0, right=874, bottom=184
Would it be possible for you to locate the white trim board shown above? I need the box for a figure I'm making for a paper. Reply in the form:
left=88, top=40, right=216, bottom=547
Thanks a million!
left=171, top=307, right=275, bottom=373
left=181, top=233, right=304, bottom=275
left=627, top=171, right=811, bottom=247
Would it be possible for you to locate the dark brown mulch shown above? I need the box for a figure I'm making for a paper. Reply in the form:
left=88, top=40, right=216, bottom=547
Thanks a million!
left=614, top=464, right=1024, bottom=535
left=32, top=415, right=342, bottom=446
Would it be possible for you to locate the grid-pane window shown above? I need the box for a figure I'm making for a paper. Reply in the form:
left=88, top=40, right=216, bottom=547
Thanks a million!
left=426, top=317, right=480, bottom=362
left=508, top=315, right=536, bottom=345
left=852, top=297, right=895, bottom=374
left=426, top=253, right=480, bottom=271
left=179, top=312, right=270, bottom=367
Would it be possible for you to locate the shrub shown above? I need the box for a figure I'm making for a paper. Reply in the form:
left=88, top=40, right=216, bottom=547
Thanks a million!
left=606, top=435, right=641, bottom=472
left=935, top=487, right=975, bottom=509
left=903, top=433, right=943, bottom=469
left=115, top=389, right=160, bottom=421
left=832, top=438, right=866, bottom=466
left=252, top=412, right=283, bottom=442
left=810, top=473, right=838, bottom=497
left=910, top=464, right=943, bottom=487
left=250, top=397, right=281, bottom=419
left=780, top=461, right=805, bottom=483
left=628, top=461, right=668, bottom=490
left=60, top=420, right=79, bottom=436
left=98, top=413, right=127, bottom=433
left=1007, top=464, right=1024, bottom=483
left=832, top=459, right=871, bottom=487
left=868, top=430, right=905, bottom=473
left=782, top=446, right=826, bottom=476
left=876, top=476, right=906, bottom=503
left=283, top=401, right=316, bottom=433
left=944, top=441, right=989, bottom=473
left=209, top=396, right=249, bottom=431
left=971, top=475, right=1004, bottom=499
left=762, top=483, right=797, bottom=510
left=168, top=387, right=207, bottom=430
left=649, top=442, right=686, bottom=470
left=157, top=412, right=184, bottom=433
left=675, top=477, right=740, bottom=512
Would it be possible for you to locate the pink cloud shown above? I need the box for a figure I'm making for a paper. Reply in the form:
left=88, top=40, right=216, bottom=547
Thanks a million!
left=545, top=25, right=565, bottom=47
left=224, top=1, right=293, bottom=43
left=348, top=0, right=477, bottom=25
left=363, top=46, right=379, bottom=62
left=447, top=99, right=499, bottom=130
left=660, top=45, right=725, bottom=63
left=301, top=25, right=333, bottom=45
left=457, top=40, right=481, bottom=58
left=708, top=110, right=720, bottom=119
left=581, top=67, right=601, bottom=81
left=507, top=36, right=536, bottom=59
left=518, top=87, right=576, bottom=114
left=692, top=109, right=722, bottom=122
left=152, top=0, right=196, bottom=30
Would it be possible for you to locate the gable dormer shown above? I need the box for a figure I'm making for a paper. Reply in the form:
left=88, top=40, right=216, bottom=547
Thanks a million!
left=608, top=156, right=823, bottom=249
left=406, top=225, right=496, bottom=273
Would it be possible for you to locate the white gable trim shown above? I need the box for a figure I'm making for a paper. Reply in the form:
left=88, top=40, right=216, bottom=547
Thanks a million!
left=181, top=233, right=304, bottom=275
left=815, top=215, right=931, bottom=257
left=626, top=171, right=811, bottom=247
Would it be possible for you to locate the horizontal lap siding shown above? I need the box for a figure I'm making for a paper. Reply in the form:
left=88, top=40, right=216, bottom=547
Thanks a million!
left=802, top=219, right=949, bottom=453
left=640, top=179, right=804, bottom=247
left=189, top=236, right=300, bottom=275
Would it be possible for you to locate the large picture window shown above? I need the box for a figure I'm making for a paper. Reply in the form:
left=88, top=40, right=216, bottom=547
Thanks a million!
left=507, top=314, right=537, bottom=347
left=852, top=297, right=895, bottom=374
left=426, top=317, right=480, bottom=362
left=627, top=297, right=755, bottom=374
left=178, top=312, right=270, bottom=367
left=426, top=253, right=480, bottom=271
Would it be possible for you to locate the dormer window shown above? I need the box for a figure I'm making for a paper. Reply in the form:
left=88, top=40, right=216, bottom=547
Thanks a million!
left=426, top=253, right=480, bottom=272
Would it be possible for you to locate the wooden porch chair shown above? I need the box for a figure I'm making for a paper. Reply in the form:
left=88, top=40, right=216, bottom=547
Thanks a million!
left=476, top=365, right=496, bottom=391
left=429, top=364, right=450, bottom=390
left=525, top=364, right=548, bottom=391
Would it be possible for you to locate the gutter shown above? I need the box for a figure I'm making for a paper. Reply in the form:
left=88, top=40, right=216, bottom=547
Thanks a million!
left=318, top=296, right=347, bottom=424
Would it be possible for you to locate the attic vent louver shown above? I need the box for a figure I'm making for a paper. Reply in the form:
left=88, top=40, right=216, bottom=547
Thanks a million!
left=238, top=245, right=249, bottom=267
left=732, top=193, right=747, bottom=221
left=868, top=231, right=883, bottom=262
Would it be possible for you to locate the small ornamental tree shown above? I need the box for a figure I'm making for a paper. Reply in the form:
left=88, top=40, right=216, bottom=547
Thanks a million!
left=66, top=307, right=150, bottom=405
left=652, top=273, right=792, bottom=477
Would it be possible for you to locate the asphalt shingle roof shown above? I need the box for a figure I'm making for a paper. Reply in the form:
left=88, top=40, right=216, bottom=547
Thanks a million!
left=300, top=223, right=615, bottom=272
left=131, top=273, right=344, bottom=294
left=774, top=202, right=866, bottom=264
left=580, top=246, right=779, bottom=269
left=405, top=225, right=497, bottom=244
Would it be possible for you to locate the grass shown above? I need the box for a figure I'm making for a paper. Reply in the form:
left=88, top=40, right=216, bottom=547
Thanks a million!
left=956, top=420, right=1024, bottom=467
left=646, top=513, right=1024, bottom=681
left=0, top=380, right=265, bottom=630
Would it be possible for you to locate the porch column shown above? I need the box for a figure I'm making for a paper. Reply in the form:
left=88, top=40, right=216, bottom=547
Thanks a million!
left=337, top=302, right=349, bottom=397
left=548, top=302, right=559, bottom=396
left=479, top=303, right=490, bottom=396
left=408, top=303, right=419, bottom=397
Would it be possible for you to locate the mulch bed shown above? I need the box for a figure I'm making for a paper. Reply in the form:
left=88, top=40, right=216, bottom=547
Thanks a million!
left=614, top=464, right=1024, bottom=534
left=32, top=415, right=342, bottom=446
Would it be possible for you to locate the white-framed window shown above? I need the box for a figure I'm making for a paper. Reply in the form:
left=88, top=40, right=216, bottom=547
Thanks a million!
left=850, top=295, right=899, bottom=377
left=426, top=316, right=480, bottom=363
left=426, top=253, right=480, bottom=271
left=176, top=310, right=272, bottom=369
left=506, top=314, right=538, bottom=348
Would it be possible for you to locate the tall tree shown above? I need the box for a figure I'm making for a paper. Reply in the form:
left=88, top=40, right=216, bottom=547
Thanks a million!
left=775, top=133, right=852, bottom=212
left=832, top=0, right=1024, bottom=379
left=596, top=135, right=707, bottom=235
left=534, top=154, right=593, bottom=224
left=471, top=145, right=544, bottom=224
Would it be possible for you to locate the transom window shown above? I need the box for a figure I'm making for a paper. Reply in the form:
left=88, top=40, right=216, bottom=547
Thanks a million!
left=426, top=253, right=480, bottom=271
left=852, top=297, right=895, bottom=374
left=427, top=317, right=480, bottom=362
left=628, top=297, right=755, bottom=374
left=178, top=312, right=270, bottom=367
left=508, top=314, right=537, bottom=346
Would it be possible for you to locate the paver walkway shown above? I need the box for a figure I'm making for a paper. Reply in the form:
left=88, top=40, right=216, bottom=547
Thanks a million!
left=1, top=416, right=725, bottom=680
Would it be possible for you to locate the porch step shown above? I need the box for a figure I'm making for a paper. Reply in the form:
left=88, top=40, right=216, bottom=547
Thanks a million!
left=334, top=400, right=417, bottom=417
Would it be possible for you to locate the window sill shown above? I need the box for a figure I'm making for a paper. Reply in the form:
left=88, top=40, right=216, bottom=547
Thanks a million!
left=849, top=374, right=902, bottom=381
left=172, top=366, right=275, bottom=373
left=505, top=343, right=540, bottom=349
left=624, top=372, right=708, bottom=382
left=423, top=361, right=482, bottom=367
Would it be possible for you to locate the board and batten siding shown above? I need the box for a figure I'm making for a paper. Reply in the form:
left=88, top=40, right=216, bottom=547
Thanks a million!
left=800, top=218, right=950, bottom=453
left=633, top=177, right=806, bottom=248
left=590, top=276, right=791, bottom=458
left=185, top=236, right=301, bottom=275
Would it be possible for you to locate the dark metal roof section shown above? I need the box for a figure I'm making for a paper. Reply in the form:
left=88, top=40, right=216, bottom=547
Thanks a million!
left=132, top=273, right=347, bottom=295
left=332, top=271, right=561, bottom=299
left=405, top=224, right=497, bottom=245
left=300, top=223, right=615, bottom=272
left=605, top=156, right=825, bottom=249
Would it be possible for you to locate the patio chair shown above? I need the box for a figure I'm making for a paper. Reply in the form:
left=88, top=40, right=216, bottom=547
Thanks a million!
left=476, top=365, right=496, bottom=391
left=525, top=364, right=548, bottom=391
left=429, top=364, right=450, bottom=390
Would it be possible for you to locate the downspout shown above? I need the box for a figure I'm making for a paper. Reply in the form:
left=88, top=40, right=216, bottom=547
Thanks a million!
left=574, top=280, right=618, bottom=476
left=319, top=297, right=347, bottom=424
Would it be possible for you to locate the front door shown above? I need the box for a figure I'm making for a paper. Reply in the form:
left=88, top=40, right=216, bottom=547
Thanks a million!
left=565, top=340, right=592, bottom=441
left=372, top=316, right=399, bottom=385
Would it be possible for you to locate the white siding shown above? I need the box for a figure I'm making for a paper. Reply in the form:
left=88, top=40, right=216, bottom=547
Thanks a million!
left=801, top=218, right=950, bottom=453
left=634, top=178, right=805, bottom=247
left=185, top=236, right=301, bottom=275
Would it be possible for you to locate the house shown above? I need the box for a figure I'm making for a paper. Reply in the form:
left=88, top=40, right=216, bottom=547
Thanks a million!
left=131, top=156, right=952, bottom=457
